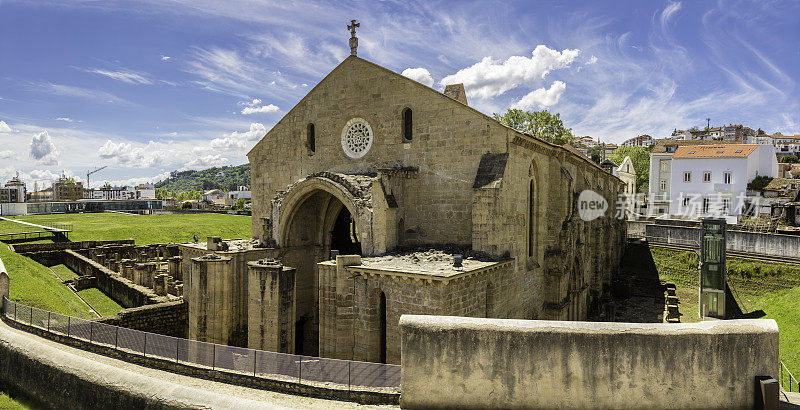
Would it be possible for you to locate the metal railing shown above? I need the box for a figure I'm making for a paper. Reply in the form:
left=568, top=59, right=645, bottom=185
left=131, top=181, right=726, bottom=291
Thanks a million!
left=781, top=361, right=799, bottom=393
left=2, top=297, right=400, bottom=391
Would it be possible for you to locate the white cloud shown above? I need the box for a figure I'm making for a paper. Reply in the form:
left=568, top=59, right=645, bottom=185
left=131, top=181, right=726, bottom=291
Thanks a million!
left=161, top=55, right=171, bottom=61
left=401, top=67, right=434, bottom=87
left=0, top=120, right=13, bottom=133
left=88, top=68, right=152, bottom=85
left=38, top=83, right=130, bottom=104
left=29, top=131, right=60, bottom=165
left=98, top=140, right=168, bottom=168
left=182, top=154, right=228, bottom=170
left=103, top=171, right=172, bottom=187
left=209, top=123, right=267, bottom=150
left=239, top=99, right=279, bottom=115
left=241, top=104, right=279, bottom=114
left=440, top=45, right=580, bottom=99
left=586, top=56, right=598, bottom=65
left=55, top=117, right=73, bottom=122
left=0, top=150, right=13, bottom=159
left=511, top=81, right=567, bottom=110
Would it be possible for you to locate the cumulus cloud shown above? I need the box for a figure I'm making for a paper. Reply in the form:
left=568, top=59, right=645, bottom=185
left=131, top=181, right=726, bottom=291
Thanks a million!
left=104, top=171, right=172, bottom=187
left=401, top=67, right=434, bottom=87
left=30, top=131, right=60, bottom=165
left=98, top=140, right=167, bottom=168
left=182, top=154, right=228, bottom=170
left=440, top=45, right=580, bottom=99
left=0, top=150, right=13, bottom=159
left=239, top=98, right=279, bottom=115
left=0, top=120, right=14, bottom=133
left=55, top=117, right=73, bottom=122
left=209, top=123, right=267, bottom=150
left=511, top=81, right=567, bottom=110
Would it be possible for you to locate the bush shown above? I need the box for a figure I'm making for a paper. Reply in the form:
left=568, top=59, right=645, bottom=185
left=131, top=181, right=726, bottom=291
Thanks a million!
left=747, top=175, right=773, bottom=191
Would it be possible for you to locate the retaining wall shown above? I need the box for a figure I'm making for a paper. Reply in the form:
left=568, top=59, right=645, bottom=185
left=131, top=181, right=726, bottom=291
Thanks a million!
left=96, top=300, right=188, bottom=338
left=400, top=315, right=779, bottom=409
left=62, top=250, right=165, bottom=308
left=10, top=240, right=134, bottom=254
left=646, top=224, right=800, bottom=258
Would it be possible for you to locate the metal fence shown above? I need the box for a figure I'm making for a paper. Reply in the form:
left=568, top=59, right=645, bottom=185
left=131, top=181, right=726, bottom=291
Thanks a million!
left=2, top=297, right=400, bottom=391
left=781, top=360, right=799, bottom=393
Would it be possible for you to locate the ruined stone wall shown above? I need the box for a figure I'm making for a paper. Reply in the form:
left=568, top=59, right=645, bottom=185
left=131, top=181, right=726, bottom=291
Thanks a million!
left=317, top=259, right=516, bottom=365
left=400, top=315, right=779, bottom=409
left=62, top=250, right=164, bottom=308
left=248, top=56, right=508, bottom=246
left=96, top=300, right=188, bottom=338
left=472, top=139, right=625, bottom=320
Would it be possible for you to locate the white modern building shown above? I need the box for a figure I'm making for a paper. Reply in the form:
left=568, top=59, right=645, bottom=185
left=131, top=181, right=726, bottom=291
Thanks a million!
left=135, top=183, right=156, bottom=199
left=667, top=144, right=777, bottom=220
left=226, top=186, right=251, bottom=204
left=621, top=134, right=654, bottom=147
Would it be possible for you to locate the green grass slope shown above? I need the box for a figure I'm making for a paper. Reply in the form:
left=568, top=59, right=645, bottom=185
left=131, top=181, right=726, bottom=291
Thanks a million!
left=0, top=245, right=95, bottom=319
left=77, top=288, right=123, bottom=317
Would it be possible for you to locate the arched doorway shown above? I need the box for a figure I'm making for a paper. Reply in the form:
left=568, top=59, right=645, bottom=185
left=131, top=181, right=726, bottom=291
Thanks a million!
left=281, top=187, right=362, bottom=356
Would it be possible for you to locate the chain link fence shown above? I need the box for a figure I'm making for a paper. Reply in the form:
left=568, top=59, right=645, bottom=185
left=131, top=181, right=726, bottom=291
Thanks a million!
left=2, top=297, right=400, bottom=391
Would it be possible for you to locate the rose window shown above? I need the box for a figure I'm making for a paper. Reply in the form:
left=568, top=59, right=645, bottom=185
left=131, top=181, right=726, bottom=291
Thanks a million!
left=341, top=118, right=373, bottom=159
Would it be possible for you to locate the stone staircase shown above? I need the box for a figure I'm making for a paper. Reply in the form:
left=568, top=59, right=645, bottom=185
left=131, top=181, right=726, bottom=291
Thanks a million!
left=664, top=282, right=680, bottom=323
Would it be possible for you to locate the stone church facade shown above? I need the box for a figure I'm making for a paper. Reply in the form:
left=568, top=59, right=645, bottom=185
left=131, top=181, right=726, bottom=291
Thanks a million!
left=185, top=55, right=625, bottom=365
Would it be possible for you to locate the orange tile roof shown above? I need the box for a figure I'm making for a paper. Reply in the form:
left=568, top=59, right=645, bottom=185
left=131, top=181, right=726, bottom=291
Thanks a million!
left=673, top=144, right=758, bottom=158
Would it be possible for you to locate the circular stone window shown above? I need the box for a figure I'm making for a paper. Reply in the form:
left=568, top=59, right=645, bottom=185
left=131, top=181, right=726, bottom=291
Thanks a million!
left=341, top=118, right=373, bottom=159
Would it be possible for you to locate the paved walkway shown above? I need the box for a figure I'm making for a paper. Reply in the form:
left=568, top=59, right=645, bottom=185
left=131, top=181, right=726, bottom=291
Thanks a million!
left=0, top=318, right=393, bottom=409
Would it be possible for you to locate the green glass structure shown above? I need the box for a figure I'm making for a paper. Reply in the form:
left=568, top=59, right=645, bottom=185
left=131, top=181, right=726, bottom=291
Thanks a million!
left=699, top=218, right=726, bottom=318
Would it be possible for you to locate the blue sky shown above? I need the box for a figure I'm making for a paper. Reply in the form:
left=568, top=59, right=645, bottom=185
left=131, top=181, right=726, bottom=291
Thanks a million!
left=0, top=0, right=798, bottom=188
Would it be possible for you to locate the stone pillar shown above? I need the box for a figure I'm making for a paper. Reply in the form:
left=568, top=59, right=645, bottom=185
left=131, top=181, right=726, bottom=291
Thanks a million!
left=247, top=258, right=296, bottom=353
left=0, top=258, right=9, bottom=311
left=120, top=259, right=133, bottom=281
left=133, top=262, right=156, bottom=288
left=168, top=256, right=183, bottom=281
left=334, top=255, right=361, bottom=359
left=187, top=253, right=235, bottom=346
left=175, top=283, right=183, bottom=298
left=154, top=273, right=168, bottom=296
left=95, top=253, right=106, bottom=266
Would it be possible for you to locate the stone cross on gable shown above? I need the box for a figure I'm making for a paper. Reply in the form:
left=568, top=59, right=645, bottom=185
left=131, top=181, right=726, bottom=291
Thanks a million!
left=347, top=19, right=360, bottom=56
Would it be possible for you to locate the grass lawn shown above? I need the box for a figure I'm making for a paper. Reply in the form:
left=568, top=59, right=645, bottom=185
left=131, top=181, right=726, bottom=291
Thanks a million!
left=0, top=391, right=30, bottom=410
left=50, top=264, right=79, bottom=281
left=651, top=246, right=800, bottom=378
left=77, top=288, right=123, bottom=317
left=10, top=213, right=252, bottom=245
left=0, top=244, right=96, bottom=319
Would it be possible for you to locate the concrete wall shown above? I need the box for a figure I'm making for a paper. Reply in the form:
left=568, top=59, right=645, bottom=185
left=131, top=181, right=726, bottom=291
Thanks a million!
left=96, top=300, right=188, bottom=338
left=400, top=315, right=779, bottom=409
left=646, top=223, right=800, bottom=258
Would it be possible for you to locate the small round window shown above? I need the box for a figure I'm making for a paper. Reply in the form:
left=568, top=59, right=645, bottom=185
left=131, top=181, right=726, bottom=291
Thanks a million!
left=341, top=118, right=373, bottom=159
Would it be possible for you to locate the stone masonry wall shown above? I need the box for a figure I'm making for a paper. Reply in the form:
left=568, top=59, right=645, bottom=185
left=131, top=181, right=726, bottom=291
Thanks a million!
left=62, top=250, right=164, bottom=308
left=96, top=300, right=188, bottom=338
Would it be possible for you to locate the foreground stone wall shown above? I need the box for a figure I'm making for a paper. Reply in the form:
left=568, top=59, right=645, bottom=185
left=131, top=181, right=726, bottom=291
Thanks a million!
left=400, top=315, right=778, bottom=409
left=97, top=300, right=188, bottom=338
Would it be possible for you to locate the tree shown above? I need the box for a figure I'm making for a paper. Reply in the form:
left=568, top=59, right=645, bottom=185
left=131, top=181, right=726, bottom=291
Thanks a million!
left=492, top=109, right=574, bottom=145
left=609, top=146, right=650, bottom=193
left=747, top=175, right=773, bottom=191
left=780, top=155, right=799, bottom=164
left=588, top=145, right=602, bottom=164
